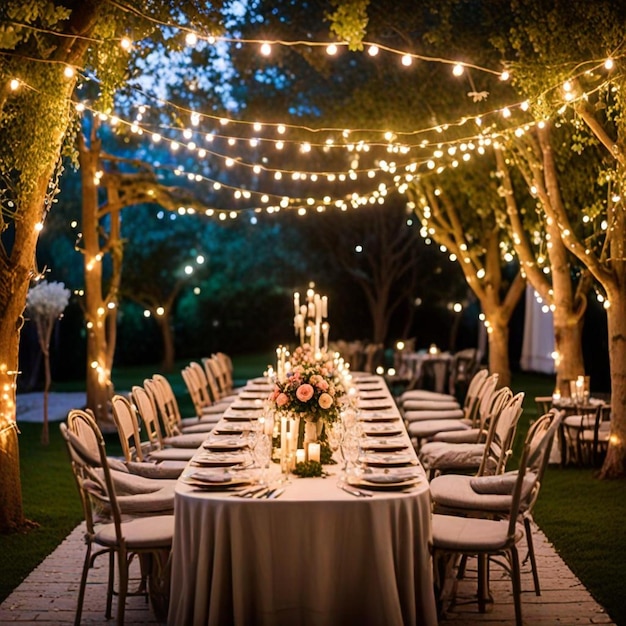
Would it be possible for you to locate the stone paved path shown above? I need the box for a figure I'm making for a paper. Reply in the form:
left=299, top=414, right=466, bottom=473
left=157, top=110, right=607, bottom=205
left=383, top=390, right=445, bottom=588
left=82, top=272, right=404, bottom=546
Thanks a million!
left=0, top=519, right=615, bottom=625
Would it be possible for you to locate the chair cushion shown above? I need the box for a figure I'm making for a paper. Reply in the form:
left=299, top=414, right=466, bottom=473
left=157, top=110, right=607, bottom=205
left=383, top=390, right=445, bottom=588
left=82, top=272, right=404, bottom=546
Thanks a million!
left=181, top=421, right=216, bottom=434
left=431, top=428, right=480, bottom=443
left=116, top=487, right=175, bottom=515
left=404, top=409, right=465, bottom=423
left=408, top=419, right=471, bottom=439
left=403, top=400, right=460, bottom=412
left=431, top=474, right=513, bottom=512
left=163, top=432, right=208, bottom=448
left=401, top=390, right=457, bottom=403
left=125, top=460, right=185, bottom=479
left=181, top=414, right=221, bottom=428
left=432, top=513, right=520, bottom=552
left=106, top=457, right=130, bottom=473
left=563, top=414, right=595, bottom=428
left=419, top=442, right=486, bottom=471
left=430, top=472, right=537, bottom=513
left=146, top=447, right=196, bottom=462
left=96, top=515, right=174, bottom=549
left=107, top=469, right=177, bottom=495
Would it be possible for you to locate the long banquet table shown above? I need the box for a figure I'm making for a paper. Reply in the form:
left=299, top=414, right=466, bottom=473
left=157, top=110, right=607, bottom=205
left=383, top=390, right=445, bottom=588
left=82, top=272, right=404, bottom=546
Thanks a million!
left=167, top=374, right=437, bottom=626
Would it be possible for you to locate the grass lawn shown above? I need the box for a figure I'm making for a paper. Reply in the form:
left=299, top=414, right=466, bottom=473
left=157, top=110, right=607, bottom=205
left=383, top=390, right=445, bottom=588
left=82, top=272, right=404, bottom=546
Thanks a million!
left=1, top=359, right=625, bottom=626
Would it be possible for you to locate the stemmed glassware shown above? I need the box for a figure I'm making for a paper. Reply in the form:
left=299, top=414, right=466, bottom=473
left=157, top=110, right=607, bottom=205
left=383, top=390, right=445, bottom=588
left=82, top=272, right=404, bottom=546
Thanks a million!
left=253, top=433, right=272, bottom=485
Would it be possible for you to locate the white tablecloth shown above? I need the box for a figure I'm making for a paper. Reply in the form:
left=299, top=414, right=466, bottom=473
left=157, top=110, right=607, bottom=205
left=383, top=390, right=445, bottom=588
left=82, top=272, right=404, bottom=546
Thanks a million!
left=168, top=376, right=437, bottom=626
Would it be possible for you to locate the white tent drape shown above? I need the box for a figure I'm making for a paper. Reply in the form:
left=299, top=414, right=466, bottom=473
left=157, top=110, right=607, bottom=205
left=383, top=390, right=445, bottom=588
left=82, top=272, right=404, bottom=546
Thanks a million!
left=520, top=286, right=555, bottom=374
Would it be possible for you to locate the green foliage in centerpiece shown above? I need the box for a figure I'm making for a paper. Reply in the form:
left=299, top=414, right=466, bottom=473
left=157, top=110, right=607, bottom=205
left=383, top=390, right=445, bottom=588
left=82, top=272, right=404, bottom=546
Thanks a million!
left=293, top=460, right=324, bottom=478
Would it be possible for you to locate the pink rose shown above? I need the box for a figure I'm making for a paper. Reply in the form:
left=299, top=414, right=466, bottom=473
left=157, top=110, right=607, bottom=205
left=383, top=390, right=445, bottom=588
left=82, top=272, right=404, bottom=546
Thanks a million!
left=316, top=379, right=329, bottom=391
left=276, top=393, right=289, bottom=407
left=318, top=392, right=333, bottom=410
left=296, top=383, right=314, bottom=402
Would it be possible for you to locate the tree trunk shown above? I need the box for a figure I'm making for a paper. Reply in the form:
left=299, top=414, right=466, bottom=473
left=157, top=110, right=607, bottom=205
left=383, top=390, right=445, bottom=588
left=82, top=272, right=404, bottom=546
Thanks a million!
left=159, top=315, right=175, bottom=373
left=486, top=319, right=511, bottom=388
left=599, top=287, right=626, bottom=478
left=79, top=133, right=115, bottom=426
left=552, top=310, right=585, bottom=392
left=0, top=176, right=52, bottom=531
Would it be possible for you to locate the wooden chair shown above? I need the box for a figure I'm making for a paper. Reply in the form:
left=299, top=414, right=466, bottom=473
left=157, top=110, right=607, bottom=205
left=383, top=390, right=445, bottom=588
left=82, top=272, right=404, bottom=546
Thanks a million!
left=431, top=410, right=562, bottom=625
left=61, top=410, right=174, bottom=625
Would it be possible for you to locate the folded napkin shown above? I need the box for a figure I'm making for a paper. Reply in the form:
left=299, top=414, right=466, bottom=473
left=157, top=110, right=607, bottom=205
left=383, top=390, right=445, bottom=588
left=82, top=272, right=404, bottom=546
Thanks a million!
left=361, top=470, right=418, bottom=484
left=187, top=470, right=233, bottom=484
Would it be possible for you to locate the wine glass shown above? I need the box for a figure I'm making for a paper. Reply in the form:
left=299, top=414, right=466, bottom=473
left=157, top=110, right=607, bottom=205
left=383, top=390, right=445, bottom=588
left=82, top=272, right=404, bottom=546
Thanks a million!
left=253, top=433, right=272, bottom=485
left=341, top=432, right=361, bottom=479
left=326, top=420, right=345, bottom=460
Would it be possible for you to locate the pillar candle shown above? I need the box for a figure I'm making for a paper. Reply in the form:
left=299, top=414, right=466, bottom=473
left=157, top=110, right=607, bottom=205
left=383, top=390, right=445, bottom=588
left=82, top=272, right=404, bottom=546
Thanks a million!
left=308, top=442, right=321, bottom=463
left=321, top=295, right=328, bottom=318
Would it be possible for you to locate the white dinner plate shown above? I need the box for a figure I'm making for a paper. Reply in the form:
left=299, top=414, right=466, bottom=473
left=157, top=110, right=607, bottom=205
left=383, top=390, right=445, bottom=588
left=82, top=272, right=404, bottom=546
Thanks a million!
left=362, top=425, right=404, bottom=437
left=230, top=401, right=263, bottom=410
left=190, top=454, right=247, bottom=468
left=203, top=439, right=248, bottom=451
left=213, top=424, right=250, bottom=435
left=359, top=405, right=395, bottom=412
left=182, top=468, right=253, bottom=489
left=356, top=384, right=385, bottom=392
left=360, top=439, right=409, bottom=452
left=349, top=471, right=420, bottom=490
left=360, top=453, right=417, bottom=467
left=358, top=414, right=399, bottom=423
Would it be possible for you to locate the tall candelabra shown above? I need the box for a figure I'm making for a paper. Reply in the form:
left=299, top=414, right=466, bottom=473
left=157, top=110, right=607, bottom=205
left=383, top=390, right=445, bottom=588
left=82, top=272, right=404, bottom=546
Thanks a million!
left=293, top=285, right=329, bottom=354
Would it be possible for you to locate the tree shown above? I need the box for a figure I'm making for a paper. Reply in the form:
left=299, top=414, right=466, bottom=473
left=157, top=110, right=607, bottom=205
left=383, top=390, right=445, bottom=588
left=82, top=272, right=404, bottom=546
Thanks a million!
left=498, top=0, right=626, bottom=477
left=406, top=156, right=525, bottom=387
left=0, top=0, right=227, bottom=531
left=307, top=197, right=421, bottom=345
left=494, top=139, right=590, bottom=390
left=119, top=207, right=210, bottom=372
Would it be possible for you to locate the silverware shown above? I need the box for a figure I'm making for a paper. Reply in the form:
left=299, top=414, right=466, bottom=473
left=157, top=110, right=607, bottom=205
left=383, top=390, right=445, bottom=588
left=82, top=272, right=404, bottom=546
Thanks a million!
left=338, top=483, right=372, bottom=498
left=268, top=488, right=285, bottom=499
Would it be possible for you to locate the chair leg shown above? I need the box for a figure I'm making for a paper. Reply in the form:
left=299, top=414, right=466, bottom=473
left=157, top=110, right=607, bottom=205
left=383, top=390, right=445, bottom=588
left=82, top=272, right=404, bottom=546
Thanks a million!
left=477, top=554, right=492, bottom=612
left=524, top=517, right=541, bottom=595
left=74, top=543, right=92, bottom=626
left=116, top=549, right=129, bottom=626
left=105, top=550, right=115, bottom=619
left=510, top=546, right=523, bottom=626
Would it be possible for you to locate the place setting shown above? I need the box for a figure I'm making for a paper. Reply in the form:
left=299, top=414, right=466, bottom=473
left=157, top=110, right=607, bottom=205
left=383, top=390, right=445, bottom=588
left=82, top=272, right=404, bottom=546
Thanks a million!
left=361, top=423, right=404, bottom=437
left=181, top=468, right=254, bottom=491
left=189, top=451, right=250, bottom=468
left=360, top=451, right=418, bottom=468
left=347, top=466, right=422, bottom=492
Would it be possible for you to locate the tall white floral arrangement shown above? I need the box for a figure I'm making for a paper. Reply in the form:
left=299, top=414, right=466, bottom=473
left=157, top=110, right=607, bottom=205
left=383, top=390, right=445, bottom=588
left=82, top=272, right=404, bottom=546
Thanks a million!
left=26, top=281, right=71, bottom=444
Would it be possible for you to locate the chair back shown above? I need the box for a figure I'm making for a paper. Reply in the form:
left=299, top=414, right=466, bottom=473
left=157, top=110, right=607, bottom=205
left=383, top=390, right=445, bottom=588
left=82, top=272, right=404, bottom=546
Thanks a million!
left=111, top=394, right=145, bottom=463
left=462, top=369, right=491, bottom=423
left=149, top=374, right=182, bottom=436
left=182, top=365, right=205, bottom=416
left=189, top=361, right=216, bottom=406
left=216, top=352, right=235, bottom=388
left=62, top=410, right=123, bottom=536
left=212, top=353, right=233, bottom=394
left=505, top=410, right=563, bottom=540
left=202, top=357, right=224, bottom=402
left=472, top=373, right=502, bottom=430
left=204, top=356, right=229, bottom=399
left=448, top=348, right=479, bottom=395
left=132, top=383, right=165, bottom=449
left=479, top=390, right=524, bottom=476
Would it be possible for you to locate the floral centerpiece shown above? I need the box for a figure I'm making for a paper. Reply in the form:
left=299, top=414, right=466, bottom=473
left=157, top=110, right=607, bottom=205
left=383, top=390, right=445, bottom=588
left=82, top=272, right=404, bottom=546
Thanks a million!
left=269, top=343, right=345, bottom=425
left=268, top=344, right=347, bottom=474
